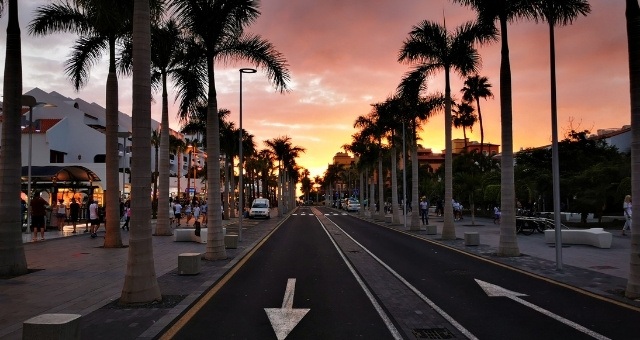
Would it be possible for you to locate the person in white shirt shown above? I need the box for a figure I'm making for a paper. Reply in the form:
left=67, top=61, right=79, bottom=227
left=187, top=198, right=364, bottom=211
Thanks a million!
left=174, top=201, right=183, bottom=227
left=89, top=200, right=100, bottom=238
left=623, top=195, right=632, bottom=236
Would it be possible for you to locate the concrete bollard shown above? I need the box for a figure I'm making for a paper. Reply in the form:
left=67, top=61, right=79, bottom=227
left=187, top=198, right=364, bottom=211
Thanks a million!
left=224, top=234, right=238, bottom=249
left=178, top=253, right=201, bottom=275
left=464, top=232, right=480, bottom=246
left=23, top=313, right=81, bottom=340
left=425, top=225, right=437, bottom=235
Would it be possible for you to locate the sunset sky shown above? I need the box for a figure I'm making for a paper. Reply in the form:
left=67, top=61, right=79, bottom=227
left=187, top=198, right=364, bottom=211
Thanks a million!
left=0, top=0, right=631, bottom=178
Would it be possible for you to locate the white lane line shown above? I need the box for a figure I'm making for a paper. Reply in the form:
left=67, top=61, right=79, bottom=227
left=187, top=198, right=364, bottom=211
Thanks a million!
left=315, top=216, right=403, bottom=340
left=325, top=217, right=478, bottom=340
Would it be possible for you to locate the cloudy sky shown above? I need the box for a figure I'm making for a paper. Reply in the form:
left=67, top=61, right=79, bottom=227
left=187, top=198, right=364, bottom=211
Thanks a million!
left=0, top=0, right=630, bottom=178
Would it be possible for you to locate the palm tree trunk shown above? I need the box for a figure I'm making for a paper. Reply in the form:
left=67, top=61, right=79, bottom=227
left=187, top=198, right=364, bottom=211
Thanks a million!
left=205, top=58, right=226, bottom=260
left=223, top=159, right=230, bottom=219
left=120, top=0, right=161, bottom=303
left=442, top=69, right=456, bottom=239
left=104, top=38, right=123, bottom=248
left=155, top=73, right=171, bottom=236
left=391, top=145, right=401, bottom=224
left=0, top=0, right=28, bottom=277
left=278, top=162, right=283, bottom=216
left=626, top=0, right=640, bottom=299
left=497, top=17, right=520, bottom=257
left=152, top=144, right=158, bottom=218
left=359, top=172, right=365, bottom=217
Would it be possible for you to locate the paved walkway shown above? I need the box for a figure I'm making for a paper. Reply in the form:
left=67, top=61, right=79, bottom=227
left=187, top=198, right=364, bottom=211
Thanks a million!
left=1, top=209, right=638, bottom=340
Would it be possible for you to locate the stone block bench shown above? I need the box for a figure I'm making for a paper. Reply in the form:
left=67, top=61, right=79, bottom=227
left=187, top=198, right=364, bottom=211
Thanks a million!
left=178, top=252, right=201, bottom=275
left=544, top=228, right=612, bottom=249
left=464, top=232, right=480, bottom=246
left=23, top=313, right=81, bottom=340
left=173, top=227, right=227, bottom=244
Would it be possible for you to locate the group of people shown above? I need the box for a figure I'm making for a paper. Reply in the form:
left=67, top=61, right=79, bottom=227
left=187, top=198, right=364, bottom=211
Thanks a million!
left=28, top=193, right=101, bottom=241
left=169, top=197, right=208, bottom=228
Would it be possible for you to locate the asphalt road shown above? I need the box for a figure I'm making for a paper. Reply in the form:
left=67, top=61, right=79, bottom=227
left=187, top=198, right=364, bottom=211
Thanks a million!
left=163, top=206, right=640, bottom=339
left=166, top=206, right=399, bottom=339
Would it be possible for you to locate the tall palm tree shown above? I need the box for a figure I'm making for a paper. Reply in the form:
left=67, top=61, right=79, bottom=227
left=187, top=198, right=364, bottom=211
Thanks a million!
left=399, top=19, right=492, bottom=238
left=452, top=101, right=478, bottom=150
left=461, top=74, right=493, bottom=154
left=29, top=0, right=136, bottom=248
left=120, top=0, right=161, bottom=304
left=150, top=18, right=185, bottom=237
left=626, top=0, right=640, bottom=299
left=533, top=0, right=590, bottom=269
left=453, top=0, right=538, bottom=255
left=171, top=0, right=290, bottom=260
left=0, top=0, right=29, bottom=277
left=355, top=108, right=387, bottom=219
left=377, top=98, right=404, bottom=224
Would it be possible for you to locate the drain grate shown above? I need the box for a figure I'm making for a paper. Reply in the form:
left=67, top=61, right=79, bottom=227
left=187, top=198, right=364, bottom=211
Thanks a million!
left=412, top=328, right=455, bottom=339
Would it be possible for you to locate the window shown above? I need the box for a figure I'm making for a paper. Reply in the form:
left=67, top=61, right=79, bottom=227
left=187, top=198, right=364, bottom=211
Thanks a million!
left=50, top=150, right=65, bottom=163
left=94, top=154, right=106, bottom=163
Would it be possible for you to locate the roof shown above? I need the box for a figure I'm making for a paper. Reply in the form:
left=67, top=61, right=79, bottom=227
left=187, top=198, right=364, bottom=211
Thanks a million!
left=21, top=165, right=101, bottom=182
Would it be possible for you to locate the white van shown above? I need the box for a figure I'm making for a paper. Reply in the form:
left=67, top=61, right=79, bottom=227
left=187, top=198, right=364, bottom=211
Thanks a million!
left=249, top=198, right=270, bottom=219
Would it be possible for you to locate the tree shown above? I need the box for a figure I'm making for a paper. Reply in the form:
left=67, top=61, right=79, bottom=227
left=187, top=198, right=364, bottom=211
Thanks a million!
left=453, top=0, right=539, bottom=256
left=625, top=0, right=640, bottom=299
left=398, top=18, right=492, bottom=238
left=120, top=0, right=162, bottom=304
left=172, top=0, right=290, bottom=260
left=452, top=101, right=478, bottom=149
left=461, top=74, right=493, bottom=154
left=0, top=0, right=29, bottom=277
left=150, top=18, right=185, bottom=237
left=29, top=0, right=136, bottom=248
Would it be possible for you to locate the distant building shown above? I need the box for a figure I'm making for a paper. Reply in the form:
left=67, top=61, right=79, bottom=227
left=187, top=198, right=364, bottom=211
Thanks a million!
left=591, top=125, right=630, bottom=153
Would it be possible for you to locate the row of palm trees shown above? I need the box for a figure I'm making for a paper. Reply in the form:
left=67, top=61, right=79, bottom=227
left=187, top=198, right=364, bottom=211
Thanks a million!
left=0, top=0, right=299, bottom=305
left=327, top=0, right=640, bottom=300
left=1, top=0, right=639, bottom=304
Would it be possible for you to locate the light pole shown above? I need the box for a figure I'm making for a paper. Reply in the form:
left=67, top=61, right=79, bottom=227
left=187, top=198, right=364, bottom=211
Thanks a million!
left=21, top=96, right=55, bottom=231
left=117, top=131, right=131, bottom=200
left=239, top=67, right=257, bottom=242
left=402, top=120, right=407, bottom=230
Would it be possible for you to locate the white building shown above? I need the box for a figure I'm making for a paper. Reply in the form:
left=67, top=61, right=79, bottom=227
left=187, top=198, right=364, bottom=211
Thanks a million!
left=1, top=88, right=205, bottom=205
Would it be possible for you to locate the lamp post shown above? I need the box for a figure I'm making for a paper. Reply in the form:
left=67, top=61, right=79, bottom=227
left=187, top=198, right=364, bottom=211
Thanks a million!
left=117, top=131, right=132, bottom=200
left=402, top=120, right=407, bottom=230
left=239, top=67, right=257, bottom=242
left=21, top=96, right=56, bottom=231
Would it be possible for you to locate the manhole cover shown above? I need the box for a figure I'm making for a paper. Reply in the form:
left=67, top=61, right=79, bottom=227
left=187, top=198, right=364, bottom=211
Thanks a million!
left=412, top=328, right=455, bottom=339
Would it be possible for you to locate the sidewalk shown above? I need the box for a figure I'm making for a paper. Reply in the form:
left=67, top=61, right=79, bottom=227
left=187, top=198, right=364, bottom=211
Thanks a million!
left=1, top=209, right=638, bottom=339
left=1, top=214, right=282, bottom=340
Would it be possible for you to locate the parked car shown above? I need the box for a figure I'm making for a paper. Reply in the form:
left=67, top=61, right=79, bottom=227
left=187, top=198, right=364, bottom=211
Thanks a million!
left=249, top=198, right=270, bottom=219
left=345, top=198, right=361, bottom=212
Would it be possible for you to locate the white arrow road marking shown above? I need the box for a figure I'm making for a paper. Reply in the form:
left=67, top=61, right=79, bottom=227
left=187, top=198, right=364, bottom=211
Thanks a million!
left=475, top=279, right=611, bottom=340
left=265, top=278, right=310, bottom=340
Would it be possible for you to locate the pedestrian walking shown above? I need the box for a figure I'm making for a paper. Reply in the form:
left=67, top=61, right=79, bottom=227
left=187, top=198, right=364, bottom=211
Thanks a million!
left=623, top=195, right=632, bottom=236
left=89, top=200, right=100, bottom=238
left=184, top=203, right=192, bottom=225
left=169, top=198, right=176, bottom=227
left=419, top=196, right=429, bottom=225
left=55, top=199, right=67, bottom=231
left=193, top=203, right=201, bottom=224
left=174, top=201, right=183, bottom=227
left=201, top=200, right=208, bottom=226
left=121, top=203, right=131, bottom=231
left=69, top=198, right=80, bottom=233
left=30, top=192, right=49, bottom=242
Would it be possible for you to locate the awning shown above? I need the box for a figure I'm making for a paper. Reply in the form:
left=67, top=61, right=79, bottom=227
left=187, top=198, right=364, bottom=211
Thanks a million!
left=21, top=165, right=101, bottom=182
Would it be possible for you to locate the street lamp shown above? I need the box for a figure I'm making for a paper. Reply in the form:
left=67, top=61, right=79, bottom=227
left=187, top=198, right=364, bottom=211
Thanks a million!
left=117, top=131, right=132, bottom=200
left=21, top=95, right=56, bottom=231
left=239, top=67, right=257, bottom=242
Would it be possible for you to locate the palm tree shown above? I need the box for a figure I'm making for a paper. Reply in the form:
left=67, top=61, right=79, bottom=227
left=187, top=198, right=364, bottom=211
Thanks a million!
left=171, top=0, right=290, bottom=260
left=453, top=0, right=538, bottom=256
left=120, top=0, right=162, bottom=304
left=150, top=18, right=185, bottom=237
left=461, top=74, right=493, bottom=154
left=29, top=0, right=136, bottom=248
left=399, top=19, right=492, bottom=238
left=626, top=0, right=640, bottom=299
left=533, top=0, right=590, bottom=268
left=452, top=101, right=478, bottom=150
left=0, top=0, right=29, bottom=277
left=377, top=98, right=404, bottom=224
left=355, top=109, right=387, bottom=219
